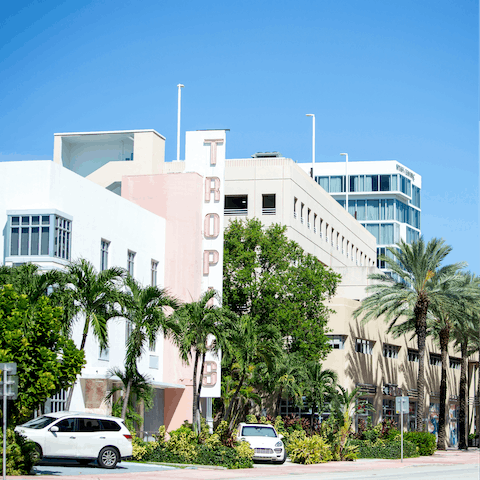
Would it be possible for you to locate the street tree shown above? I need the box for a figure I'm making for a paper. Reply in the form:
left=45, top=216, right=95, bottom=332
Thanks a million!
left=223, top=218, right=340, bottom=362
left=353, top=237, right=465, bottom=432
left=0, top=285, right=85, bottom=424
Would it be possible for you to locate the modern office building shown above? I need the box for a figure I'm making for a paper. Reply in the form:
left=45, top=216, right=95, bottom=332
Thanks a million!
left=299, top=161, right=421, bottom=270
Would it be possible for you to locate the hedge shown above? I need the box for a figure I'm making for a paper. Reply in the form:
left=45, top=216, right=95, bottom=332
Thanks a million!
left=403, top=432, right=436, bottom=456
left=350, top=439, right=419, bottom=459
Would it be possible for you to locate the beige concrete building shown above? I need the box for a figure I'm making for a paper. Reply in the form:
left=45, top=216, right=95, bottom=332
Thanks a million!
left=222, top=152, right=478, bottom=446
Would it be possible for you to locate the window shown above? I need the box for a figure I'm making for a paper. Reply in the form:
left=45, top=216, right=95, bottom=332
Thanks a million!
left=430, top=353, right=442, bottom=367
left=77, top=418, right=102, bottom=432
left=149, top=355, right=159, bottom=369
left=313, top=213, right=317, bottom=233
left=412, top=185, right=421, bottom=208
left=9, top=213, right=71, bottom=260
left=151, top=260, right=158, bottom=286
left=225, top=195, right=248, bottom=215
left=317, top=176, right=329, bottom=191
left=450, top=358, right=461, bottom=370
left=356, top=338, right=374, bottom=355
left=262, top=194, right=276, bottom=215
left=127, top=250, right=135, bottom=276
left=294, top=197, right=298, bottom=218
left=319, top=218, right=323, bottom=237
left=100, top=240, right=109, bottom=271
left=325, top=223, right=329, bottom=243
left=382, top=399, right=397, bottom=421
left=327, top=335, right=346, bottom=350
left=383, top=344, right=400, bottom=359
left=99, top=347, right=109, bottom=361
left=307, top=208, right=311, bottom=228
left=300, top=203, right=304, bottom=223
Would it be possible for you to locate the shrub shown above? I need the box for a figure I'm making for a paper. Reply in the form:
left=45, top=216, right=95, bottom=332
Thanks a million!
left=0, top=429, right=37, bottom=475
left=403, top=432, right=436, bottom=456
left=350, top=439, right=419, bottom=459
left=289, top=434, right=332, bottom=464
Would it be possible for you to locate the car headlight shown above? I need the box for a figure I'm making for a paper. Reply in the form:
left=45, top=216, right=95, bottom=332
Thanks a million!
left=275, top=441, right=283, bottom=447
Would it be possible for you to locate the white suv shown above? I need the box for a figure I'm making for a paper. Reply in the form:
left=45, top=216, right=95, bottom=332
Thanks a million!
left=237, top=423, right=286, bottom=464
left=15, top=411, right=133, bottom=469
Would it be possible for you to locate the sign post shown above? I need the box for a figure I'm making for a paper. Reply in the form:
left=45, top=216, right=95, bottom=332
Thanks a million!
left=0, top=363, right=17, bottom=480
left=395, top=395, right=409, bottom=462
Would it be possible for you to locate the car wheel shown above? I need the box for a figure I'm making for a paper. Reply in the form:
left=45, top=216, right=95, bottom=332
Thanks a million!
left=97, top=447, right=119, bottom=469
left=33, top=444, right=42, bottom=462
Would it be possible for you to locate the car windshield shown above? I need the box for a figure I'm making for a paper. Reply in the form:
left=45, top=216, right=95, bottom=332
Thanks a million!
left=242, top=426, right=277, bottom=437
left=21, top=416, right=56, bottom=429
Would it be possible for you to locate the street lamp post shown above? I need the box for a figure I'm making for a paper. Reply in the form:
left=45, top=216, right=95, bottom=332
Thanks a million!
left=340, top=153, right=348, bottom=212
left=176, top=84, right=184, bottom=162
left=306, top=114, right=315, bottom=173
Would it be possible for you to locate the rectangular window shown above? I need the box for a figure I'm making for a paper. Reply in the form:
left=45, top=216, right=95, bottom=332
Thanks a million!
left=365, top=175, right=378, bottom=192
left=356, top=338, right=374, bottom=355
left=318, top=176, right=329, bottom=191
left=224, top=195, right=248, bottom=215
left=450, top=358, right=461, bottom=370
left=151, top=260, right=158, bottom=286
left=380, top=175, right=391, bottom=191
left=9, top=213, right=70, bottom=259
left=408, top=349, right=419, bottom=362
left=262, top=194, right=276, bottom=215
left=430, top=353, right=442, bottom=367
left=99, top=347, right=109, bottom=361
left=327, top=335, right=346, bottom=350
left=383, top=399, right=397, bottom=421
left=330, top=176, right=344, bottom=193
left=100, top=240, right=110, bottom=271
left=127, top=250, right=135, bottom=276
left=300, top=203, right=304, bottom=223
left=383, top=344, right=400, bottom=359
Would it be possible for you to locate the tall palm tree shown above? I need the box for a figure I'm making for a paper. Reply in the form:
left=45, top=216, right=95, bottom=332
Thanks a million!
left=120, top=275, right=178, bottom=419
left=64, top=259, right=126, bottom=409
left=173, top=289, right=227, bottom=433
left=353, top=237, right=465, bottom=431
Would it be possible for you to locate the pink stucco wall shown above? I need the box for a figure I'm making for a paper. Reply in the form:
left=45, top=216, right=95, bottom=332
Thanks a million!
left=122, top=172, right=204, bottom=430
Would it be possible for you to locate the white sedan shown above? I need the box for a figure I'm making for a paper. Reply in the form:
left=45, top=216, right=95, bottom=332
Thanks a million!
left=15, top=411, right=132, bottom=468
left=237, top=423, right=286, bottom=464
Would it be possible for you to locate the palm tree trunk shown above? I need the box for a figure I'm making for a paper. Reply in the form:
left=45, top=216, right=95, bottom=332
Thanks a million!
left=415, top=316, right=427, bottom=432
left=437, top=327, right=449, bottom=449
left=275, top=387, right=283, bottom=418
left=65, top=320, right=90, bottom=410
left=458, top=341, right=468, bottom=449
left=192, top=350, right=200, bottom=433
left=121, top=377, right=133, bottom=420
left=195, top=352, right=206, bottom=434
left=224, top=373, right=245, bottom=424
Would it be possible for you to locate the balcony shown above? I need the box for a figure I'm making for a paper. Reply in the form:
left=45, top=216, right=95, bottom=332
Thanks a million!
left=262, top=207, right=276, bottom=215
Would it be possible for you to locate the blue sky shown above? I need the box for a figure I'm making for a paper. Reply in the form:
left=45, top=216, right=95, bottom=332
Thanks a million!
left=1, top=0, right=478, bottom=273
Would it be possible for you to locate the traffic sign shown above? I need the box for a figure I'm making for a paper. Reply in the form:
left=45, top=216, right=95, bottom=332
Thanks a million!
left=395, top=395, right=409, bottom=414
left=0, top=363, right=16, bottom=374
left=0, top=375, right=18, bottom=400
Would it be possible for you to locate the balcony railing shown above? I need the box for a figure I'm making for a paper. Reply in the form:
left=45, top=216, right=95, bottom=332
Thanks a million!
left=262, top=207, right=276, bottom=215
left=225, top=208, right=248, bottom=216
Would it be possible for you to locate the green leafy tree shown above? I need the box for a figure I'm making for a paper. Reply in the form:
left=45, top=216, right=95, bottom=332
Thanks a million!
left=63, top=259, right=126, bottom=409
left=0, top=285, right=85, bottom=424
left=120, top=275, right=179, bottom=419
left=353, top=237, right=465, bottom=431
left=173, top=290, right=227, bottom=433
left=223, top=218, right=340, bottom=362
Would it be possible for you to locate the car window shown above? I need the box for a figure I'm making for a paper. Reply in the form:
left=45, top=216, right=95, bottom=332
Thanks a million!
left=21, top=416, right=56, bottom=429
left=76, top=418, right=102, bottom=432
left=241, top=426, right=277, bottom=437
left=100, top=419, right=121, bottom=431
left=55, top=418, right=76, bottom=432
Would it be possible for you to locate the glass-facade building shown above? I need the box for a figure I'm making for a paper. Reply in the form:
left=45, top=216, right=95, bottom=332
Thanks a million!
left=301, top=161, right=421, bottom=270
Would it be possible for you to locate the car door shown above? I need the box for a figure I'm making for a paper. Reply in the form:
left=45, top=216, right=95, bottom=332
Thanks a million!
left=43, top=418, right=78, bottom=458
left=75, top=417, right=106, bottom=458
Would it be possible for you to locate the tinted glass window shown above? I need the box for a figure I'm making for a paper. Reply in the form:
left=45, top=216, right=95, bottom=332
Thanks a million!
left=100, top=419, right=121, bottom=431
left=242, top=426, right=277, bottom=437
left=55, top=418, right=76, bottom=432
left=77, top=418, right=102, bottom=432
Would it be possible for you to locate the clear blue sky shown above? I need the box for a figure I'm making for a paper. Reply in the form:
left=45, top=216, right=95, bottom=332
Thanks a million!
left=1, top=0, right=478, bottom=273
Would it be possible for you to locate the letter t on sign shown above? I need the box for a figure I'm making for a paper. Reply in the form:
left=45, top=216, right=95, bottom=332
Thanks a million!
left=204, top=140, right=223, bottom=166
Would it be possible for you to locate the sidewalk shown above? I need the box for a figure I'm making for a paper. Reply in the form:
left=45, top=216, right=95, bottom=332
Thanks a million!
left=13, top=448, right=480, bottom=480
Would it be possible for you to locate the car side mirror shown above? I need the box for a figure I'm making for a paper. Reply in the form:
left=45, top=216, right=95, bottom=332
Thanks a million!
left=50, top=426, right=59, bottom=433
left=278, top=434, right=284, bottom=439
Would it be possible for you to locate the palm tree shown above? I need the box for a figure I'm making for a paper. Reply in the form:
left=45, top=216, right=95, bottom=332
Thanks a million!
left=64, top=259, right=126, bottom=409
left=353, top=237, right=465, bottom=431
left=120, top=275, right=178, bottom=419
left=222, top=314, right=282, bottom=426
left=304, top=362, right=337, bottom=432
left=173, top=289, right=227, bottom=433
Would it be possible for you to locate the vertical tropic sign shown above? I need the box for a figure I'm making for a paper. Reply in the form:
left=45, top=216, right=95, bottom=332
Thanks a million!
left=185, top=130, right=226, bottom=398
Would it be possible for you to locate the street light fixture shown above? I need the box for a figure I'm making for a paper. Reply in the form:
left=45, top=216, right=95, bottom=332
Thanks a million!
left=340, top=153, right=348, bottom=211
left=306, top=114, right=315, bottom=169
left=177, top=84, right=184, bottom=162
